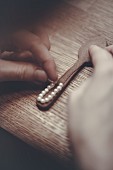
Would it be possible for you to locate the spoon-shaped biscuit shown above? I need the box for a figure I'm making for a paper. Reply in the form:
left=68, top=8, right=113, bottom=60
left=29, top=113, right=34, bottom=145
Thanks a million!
left=36, top=36, right=107, bottom=110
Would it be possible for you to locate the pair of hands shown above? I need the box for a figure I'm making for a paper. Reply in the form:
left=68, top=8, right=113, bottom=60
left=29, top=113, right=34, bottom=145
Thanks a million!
left=1, top=28, right=113, bottom=170
left=0, top=28, right=57, bottom=83
left=69, top=45, right=113, bottom=170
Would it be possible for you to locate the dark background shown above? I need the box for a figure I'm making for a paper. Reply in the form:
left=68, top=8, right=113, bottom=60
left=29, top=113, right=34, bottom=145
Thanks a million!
left=0, top=0, right=61, bottom=34
left=0, top=128, right=68, bottom=170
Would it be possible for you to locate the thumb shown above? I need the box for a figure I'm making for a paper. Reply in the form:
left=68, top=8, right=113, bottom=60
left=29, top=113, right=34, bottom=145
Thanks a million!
left=89, top=45, right=113, bottom=73
left=0, top=59, right=48, bottom=82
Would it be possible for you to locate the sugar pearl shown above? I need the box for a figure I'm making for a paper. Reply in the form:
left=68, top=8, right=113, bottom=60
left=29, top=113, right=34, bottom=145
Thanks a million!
left=51, top=92, right=55, bottom=97
left=37, top=96, right=42, bottom=101
left=57, top=86, right=62, bottom=91
left=48, top=95, right=52, bottom=100
left=45, top=98, right=49, bottom=102
left=54, top=88, right=59, bottom=93
left=39, top=93, right=43, bottom=97
left=59, top=83, right=63, bottom=87
left=47, top=85, right=51, bottom=90
left=50, top=83, right=55, bottom=88
left=41, top=99, right=45, bottom=103
left=45, top=88, right=49, bottom=93
left=42, top=91, right=46, bottom=95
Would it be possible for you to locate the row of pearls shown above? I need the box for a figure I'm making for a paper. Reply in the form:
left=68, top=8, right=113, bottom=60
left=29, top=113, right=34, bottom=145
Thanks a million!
left=37, top=82, right=63, bottom=104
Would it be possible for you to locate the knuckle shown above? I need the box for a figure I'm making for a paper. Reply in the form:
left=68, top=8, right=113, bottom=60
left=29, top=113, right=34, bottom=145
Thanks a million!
left=36, top=29, right=51, bottom=49
left=29, top=38, right=42, bottom=51
left=16, top=65, right=27, bottom=80
left=43, top=56, right=54, bottom=65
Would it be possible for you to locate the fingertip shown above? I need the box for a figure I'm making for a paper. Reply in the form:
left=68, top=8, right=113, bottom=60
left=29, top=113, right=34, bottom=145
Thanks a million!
left=47, top=69, right=58, bottom=82
left=88, top=44, right=113, bottom=78
left=89, top=45, right=101, bottom=56
left=49, top=65, right=58, bottom=81
left=88, top=45, right=101, bottom=67
left=34, top=70, right=48, bottom=82
left=50, top=72, right=58, bottom=82
left=43, top=58, right=58, bottom=82
left=88, top=45, right=112, bottom=67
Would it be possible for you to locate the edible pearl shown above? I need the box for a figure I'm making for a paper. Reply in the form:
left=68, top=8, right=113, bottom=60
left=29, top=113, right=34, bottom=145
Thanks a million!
left=45, top=88, right=49, bottom=92
left=51, top=92, right=55, bottom=97
left=50, top=83, right=55, bottom=88
left=42, top=90, right=46, bottom=95
left=37, top=96, right=42, bottom=101
left=47, top=85, right=51, bottom=90
left=41, top=99, right=45, bottom=103
left=39, top=93, right=43, bottom=97
left=59, top=83, right=63, bottom=87
left=57, top=86, right=62, bottom=91
left=48, top=95, right=52, bottom=100
left=45, top=98, right=49, bottom=102
left=54, top=88, right=59, bottom=93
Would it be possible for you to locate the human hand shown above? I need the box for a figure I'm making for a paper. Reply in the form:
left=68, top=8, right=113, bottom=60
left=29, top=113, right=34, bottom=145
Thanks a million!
left=69, top=45, right=113, bottom=170
left=0, top=28, right=57, bottom=83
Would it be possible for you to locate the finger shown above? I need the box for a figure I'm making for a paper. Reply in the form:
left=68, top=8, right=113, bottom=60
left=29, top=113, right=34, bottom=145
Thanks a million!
left=89, top=45, right=113, bottom=74
left=16, top=51, right=32, bottom=58
left=68, top=78, right=92, bottom=148
left=105, top=45, right=113, bottom=55
left=13, top=51, right=35, bottom=63
left=12, top=30, right=58, bottom=81
left=31, top=27, right=51, bottom=50
left=0, top=51, right=33, bottom=61
left=0, top=59, right=48, bottom=82
left=69, top=78, right=91, bottom=114
left=0, top=51, right=35, bottom=63
left=0, top=51, right=14, bottom=59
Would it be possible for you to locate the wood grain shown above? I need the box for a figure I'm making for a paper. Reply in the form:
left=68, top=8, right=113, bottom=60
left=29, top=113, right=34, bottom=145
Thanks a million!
left=0, top=0, right=113, bottom=166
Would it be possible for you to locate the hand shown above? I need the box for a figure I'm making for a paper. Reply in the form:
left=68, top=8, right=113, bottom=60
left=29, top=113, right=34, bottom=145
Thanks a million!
left=0, top=28, right=58, bottom=82
left=69, top=45, right=113, bottom=170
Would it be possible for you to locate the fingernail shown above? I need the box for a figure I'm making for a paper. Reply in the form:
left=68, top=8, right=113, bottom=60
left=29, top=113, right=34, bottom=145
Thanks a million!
left=48, top=79, right=54, bottom=83
left=34, top=70, right=48, bottom=82
left=48, top=73, right=58, bottom=83
left=48, top=78, right=58, bottom=84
